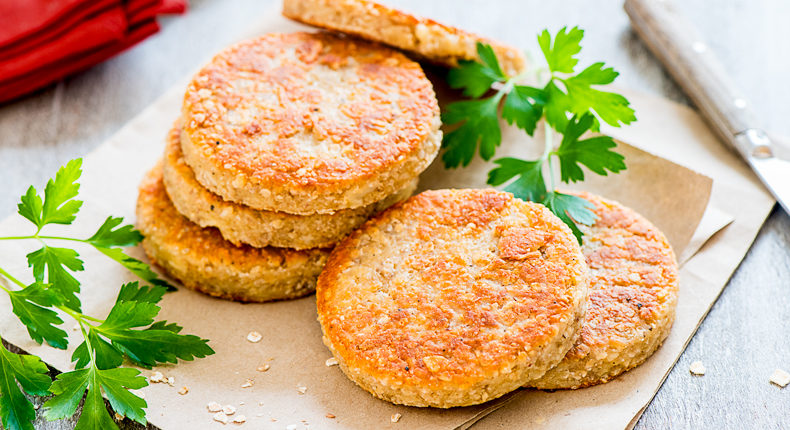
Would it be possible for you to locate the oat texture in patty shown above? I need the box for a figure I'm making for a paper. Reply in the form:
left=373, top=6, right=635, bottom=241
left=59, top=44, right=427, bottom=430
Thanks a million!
left=282, top=0, right=526, bottom=76
left=530, top=191, right=679, bottom=389
left=181, top=32, right=441, bottom=215
left=162, top=124, right=417, bottom=249
left=317, top=189, right=589, bottom=407
left=136, top=162, right=330, bottom=303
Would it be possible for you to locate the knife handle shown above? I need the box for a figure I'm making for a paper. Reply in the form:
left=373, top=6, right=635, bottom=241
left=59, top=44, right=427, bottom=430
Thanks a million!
left=623, top=0, right=770, bottom=160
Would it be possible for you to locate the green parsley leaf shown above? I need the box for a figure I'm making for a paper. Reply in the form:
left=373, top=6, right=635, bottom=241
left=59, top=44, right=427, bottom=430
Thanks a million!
left=550, top=62, right=636, bottom=128
left=116, top=282, right=165, bottom=304
left=0, top=340, right=51, bottom=430
left=17, top=159, right=84, bottom=231
left=16, top=187, right=43, bottom=229
left=555, top=114, right=626, bottom=183
left=538, top=26, right=584, bottom=74
left=447, top=45, right=507, bottom=99
left=488, top=158, right=547, bottom=202
left=441, top=97, right=502, bottom=168
left=543, top=191, right=597, bottom=243
left=98, top=325, right=213, bottom=369
left=8, top=283, right=68, bottom=349
left=543, top=80, right=572, bottom=132
left=86, top=217, right=143, bottom=248
left=501, top=85, right=544, bottom=136
left=94, top=247, right=174, bottom=291
left=26, top=246, right=83, bottom=311
left=45, top=365, right=147, bottom=428
left=71, top=330, right=123, bottom=371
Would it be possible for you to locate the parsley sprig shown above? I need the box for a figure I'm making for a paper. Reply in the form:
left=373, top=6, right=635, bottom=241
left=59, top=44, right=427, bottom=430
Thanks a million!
left=0, top=159, right=214, bottom=430
left=442, top=27, right=636, bottom=241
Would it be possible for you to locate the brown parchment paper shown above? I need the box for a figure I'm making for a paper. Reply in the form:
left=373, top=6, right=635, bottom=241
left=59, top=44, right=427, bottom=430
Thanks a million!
left=0, top=12, right=774, bottom=430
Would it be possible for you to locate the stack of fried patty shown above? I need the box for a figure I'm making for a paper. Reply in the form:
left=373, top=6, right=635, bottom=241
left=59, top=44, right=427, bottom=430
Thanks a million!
left=136, top=31, right=442, bottom=302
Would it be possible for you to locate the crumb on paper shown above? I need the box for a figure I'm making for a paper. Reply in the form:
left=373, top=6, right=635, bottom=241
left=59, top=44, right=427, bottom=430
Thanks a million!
left=149, top=371, right=164, bottom=383
left=286, top=425, right=298, bottom=430
left=223, top=405, right=236, bottom=415
left=207, top=402, right=222, bottom=412
left=770, top=369, right=790, bottom=387
left=232, top=414, right=247, bottom=424
left=178, top=386, right=189, bottom=395
left=246, top=331, right=262, bottom=343
left=689, top=360, right=706, bottom=375
left=326, top=413, right=336, bottom=419
left=325, top=357, right=339, bottom=367
left=258, top=401, right=264, bottom=406
left=239, top=401, right=245, bottom=405
left=167, top=376, right=175, bottom=386
left=297, top=385, right=307, bottom=394
left=391, top=413, right=402, bottom=423
left=241, top=379, right=254, bottom=388
left=257, top=364, right=270, bottom=372
left=213, top=412, right=229, bottom=424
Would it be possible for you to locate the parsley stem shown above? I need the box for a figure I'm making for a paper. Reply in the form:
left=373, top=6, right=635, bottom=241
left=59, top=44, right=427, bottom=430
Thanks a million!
left=0, top=265, right=27, bottom=290
left=544, top=124, right=557, bottom=192
left=0, top=235, right=85, bottom=243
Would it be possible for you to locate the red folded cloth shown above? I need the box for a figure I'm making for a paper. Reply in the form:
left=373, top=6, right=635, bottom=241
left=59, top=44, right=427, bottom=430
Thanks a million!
left=0, top=0, right=187, bottom=104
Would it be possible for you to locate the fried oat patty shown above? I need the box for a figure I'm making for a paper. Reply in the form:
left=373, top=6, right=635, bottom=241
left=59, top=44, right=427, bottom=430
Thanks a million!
left=136, top=163, right=330, bottom=302
left=531, top=191, right=679, bottom=389
left=181, top=32, right=441, bottom=215
left=162, top=125, right=417, bottom=249
left=317, top=189, right=589, bottom=407
left=282, top=0, right=527, bottom=76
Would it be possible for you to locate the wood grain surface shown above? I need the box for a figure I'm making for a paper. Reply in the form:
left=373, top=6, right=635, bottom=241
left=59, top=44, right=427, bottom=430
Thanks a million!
left=0, top=0, right=787, bottom=428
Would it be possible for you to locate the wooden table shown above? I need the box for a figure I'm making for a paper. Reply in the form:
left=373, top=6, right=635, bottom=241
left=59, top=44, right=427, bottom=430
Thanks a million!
left=1, top=0, right=787, bottom=428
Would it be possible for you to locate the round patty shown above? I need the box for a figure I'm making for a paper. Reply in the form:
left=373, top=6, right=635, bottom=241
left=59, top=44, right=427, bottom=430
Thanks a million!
left=136, top=163, right=330, bottom=302
left=317, top=189, right=590, bottom=407
left=282, top=0, right=527, bottom=76
left=162, top=125, right=417, bottom=249
left=181, top=32, right=441, bottom=215
left=530, top=191, right=679, bottom=389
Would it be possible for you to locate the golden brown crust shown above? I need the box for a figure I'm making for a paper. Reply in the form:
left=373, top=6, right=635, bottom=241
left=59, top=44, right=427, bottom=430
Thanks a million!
left=282, top=0, right=526, bottom=76
left=317, top=189, right=589, bottom=407
left=531, top=191, right=679, bottom=389
left=135, top=162, right=330, bottom=302
left=162, top=124, right=417, bottom=249
left=181, top=32, right=441, bottom=214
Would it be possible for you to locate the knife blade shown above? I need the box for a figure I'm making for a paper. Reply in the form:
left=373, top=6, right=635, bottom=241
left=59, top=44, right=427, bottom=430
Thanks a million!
left=624, top=0, right=790, bottom=214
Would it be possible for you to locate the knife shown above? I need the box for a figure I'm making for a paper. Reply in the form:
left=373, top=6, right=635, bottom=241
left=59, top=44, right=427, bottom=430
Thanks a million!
left=624, top=0, right=790, bottom=214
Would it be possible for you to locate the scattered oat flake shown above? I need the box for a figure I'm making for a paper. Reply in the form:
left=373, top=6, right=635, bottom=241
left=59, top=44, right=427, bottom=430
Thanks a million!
left=326, top=413, right=336, bottom=419
left=770, top=369, right=790, bottom=387
left=246, top=331, right=262, bottom=343
left=258, top=401, right=264, bottom=406
left=149, top=371, right=164, bottom=383
left=297, top=385, right=307, bottom=394
left=689, top=361, right=706, bottom=375
left=213, top=412, right=229, bottom=424
left=232, top=415, right=247, bottom=424
left=167, top=376, right=175, bottom=386
left=325, top=357, right=338, bottom=367
left=239, top=401, right=245, bottom=405
left=256, top=413, right=264, bottom=417
left=223, top=405, right=236, bottom=415
left=391, top=413, right=402, bottom=423
left=178, top=386, right=189, bottom=395
left=257, top=364, right=270, bottom=372
left=286, top=425, right=298, bottom=430
left=207, top=402, right=223, bottom=412
left=241, top=379, right=254, bottom=388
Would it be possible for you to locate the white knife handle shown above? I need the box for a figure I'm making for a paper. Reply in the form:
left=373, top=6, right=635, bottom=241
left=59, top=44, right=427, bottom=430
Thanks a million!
left=623, top=0, right=765, bottom=160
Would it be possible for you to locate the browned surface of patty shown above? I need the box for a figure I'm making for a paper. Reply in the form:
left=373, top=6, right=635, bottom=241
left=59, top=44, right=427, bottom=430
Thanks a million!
left=181, top=31, right=440, bottom=214
left=317, top=189, right=589, bottom=407
left=162, top=124, right=417, bottom=249
left=531, top=191, right=679, bottom=389
left=282, top=0, right=526, bottom=75
left=135, top=163, right=330, bottom=302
